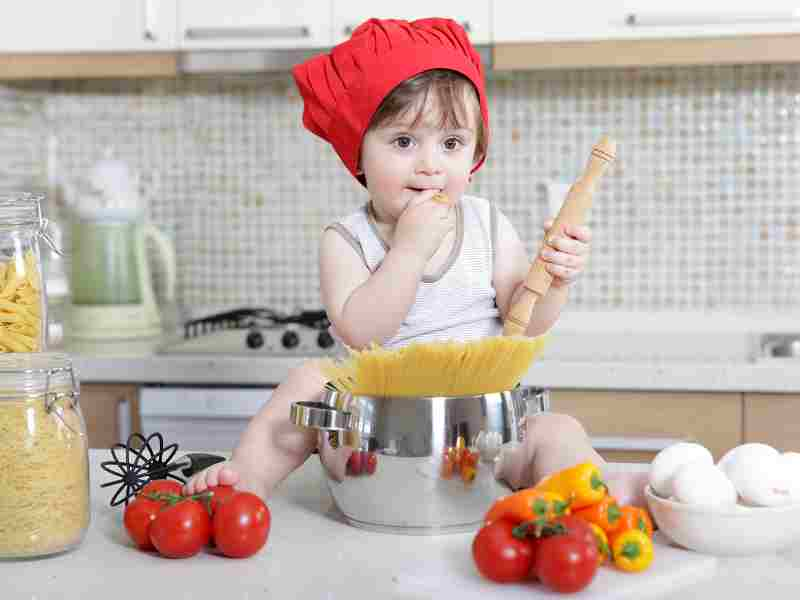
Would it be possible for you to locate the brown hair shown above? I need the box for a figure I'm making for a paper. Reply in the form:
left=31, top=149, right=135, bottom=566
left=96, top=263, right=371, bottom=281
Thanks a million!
left=367, top=69, right=487, bottom=165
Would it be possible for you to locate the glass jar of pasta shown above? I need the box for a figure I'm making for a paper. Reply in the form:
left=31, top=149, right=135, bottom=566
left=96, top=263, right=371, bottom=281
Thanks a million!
left=0, top=192, right=51, bottom=352
left=0, top=353, right=89, bottom=558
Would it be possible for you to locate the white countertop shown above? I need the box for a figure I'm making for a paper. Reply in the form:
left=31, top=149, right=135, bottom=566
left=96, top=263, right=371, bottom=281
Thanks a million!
left=63, top=340, right=800, bottom=393
left=3, top=451, right=800, bottom=600
left=58, top=309, right=800, bottom=392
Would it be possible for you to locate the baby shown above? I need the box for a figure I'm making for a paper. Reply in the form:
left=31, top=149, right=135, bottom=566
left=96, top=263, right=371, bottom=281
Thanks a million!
left=184, top=18, right=647, bottom=507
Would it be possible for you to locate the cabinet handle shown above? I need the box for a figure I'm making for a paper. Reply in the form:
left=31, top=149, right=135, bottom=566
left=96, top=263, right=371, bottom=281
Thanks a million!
left=591, top=436, right=686, bottom=452
left=143, top=0, right=157, bottom=41
left=626, top=11, right=799, bottom=27
left=185, top=26, right=311, bottom=41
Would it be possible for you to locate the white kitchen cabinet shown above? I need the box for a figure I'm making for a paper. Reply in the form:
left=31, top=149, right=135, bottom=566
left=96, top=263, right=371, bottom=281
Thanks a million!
left=0, top=0, right=177, bottom=53
left=332, top=2, right=490, bottom=45
left=177, top=0, right=331, bottom=49
left=494, top=1, right=800, bottom=43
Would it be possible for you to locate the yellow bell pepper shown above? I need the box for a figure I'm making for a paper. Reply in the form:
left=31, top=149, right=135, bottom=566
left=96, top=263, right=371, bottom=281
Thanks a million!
left=612, top=529, right=654, bottom=573
left=534, top=461, right=607, bottom=509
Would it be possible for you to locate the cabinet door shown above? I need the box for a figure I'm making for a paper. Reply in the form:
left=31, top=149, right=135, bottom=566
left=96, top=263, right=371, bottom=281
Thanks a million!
left=744, top=393, right=800, bottom=451
left=178, top=0, right=331, bottom=49
left=494, top=0, right=800, bottom=43
left=79, top=384, right=140, bottom=449
left=332, top=2, right=490, bottom=45
left=0, top=0, right=176, bottom=53
left=550, top=390, right=742, bottom=463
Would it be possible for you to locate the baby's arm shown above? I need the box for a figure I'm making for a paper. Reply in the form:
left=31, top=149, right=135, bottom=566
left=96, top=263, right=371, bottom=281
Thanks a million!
left=493, top=210, right=583, bottom=336
left=319, top=228, right=426, bottom=349
left=183, top=360, right=324, bottom=499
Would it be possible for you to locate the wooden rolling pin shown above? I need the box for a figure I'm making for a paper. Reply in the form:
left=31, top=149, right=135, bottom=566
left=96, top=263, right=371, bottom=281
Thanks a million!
left=503, top=136, right=616, bottom=336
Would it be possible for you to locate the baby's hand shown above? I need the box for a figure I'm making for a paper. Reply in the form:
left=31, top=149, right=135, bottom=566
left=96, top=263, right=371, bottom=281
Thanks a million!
left=539, top=221, right=591, bottom=289
left=393, top=190, right=455, bottom=261
left=182, top=459, right=266, bottom=499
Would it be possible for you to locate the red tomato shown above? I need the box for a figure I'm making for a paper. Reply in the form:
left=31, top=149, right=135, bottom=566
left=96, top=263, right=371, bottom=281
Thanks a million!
left=123, top=496, right=162, bottom=550
left=347, top=450, right=363, bottom=475
left=365, top=452, right=377, bottom=475
left=149, top=499, right=212, bottom=559
left=536, top=532, right=598, bottom=593
left=207, top=485, right=237, bottom=515
left=138, top=479, right=183, bottom=502
left=554, top=515, right=597, bottom=548
left=472, top=518, right=535, bottom=583
left=213, top=492, right=271, bottom=558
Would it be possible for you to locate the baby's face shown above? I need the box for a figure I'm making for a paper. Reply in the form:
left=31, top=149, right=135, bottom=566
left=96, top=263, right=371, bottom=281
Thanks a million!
left=360, top=94, right=479, bottom=223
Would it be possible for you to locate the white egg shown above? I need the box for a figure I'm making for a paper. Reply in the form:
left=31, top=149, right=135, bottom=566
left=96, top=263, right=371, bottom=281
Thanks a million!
left=649, top=442, right=713, bottom=498
left=717, top=443, right=778, bottom=474
left=671, top=459, right=738, bottom=507
left=718, top=443, right=791, bottom=507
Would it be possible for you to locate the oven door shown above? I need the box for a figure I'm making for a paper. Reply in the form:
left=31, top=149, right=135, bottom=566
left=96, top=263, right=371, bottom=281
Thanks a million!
left=138, top=385, right=275, bottom=451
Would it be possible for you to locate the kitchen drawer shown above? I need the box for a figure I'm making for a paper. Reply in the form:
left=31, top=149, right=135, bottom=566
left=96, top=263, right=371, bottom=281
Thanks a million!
left=744, top=393, right=800, bottom=452
left=550, top=390, right=742, bottom=463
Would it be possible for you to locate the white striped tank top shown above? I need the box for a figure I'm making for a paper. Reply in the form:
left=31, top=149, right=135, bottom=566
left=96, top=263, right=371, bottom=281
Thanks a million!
left=326, top=195, right=503, bottom=349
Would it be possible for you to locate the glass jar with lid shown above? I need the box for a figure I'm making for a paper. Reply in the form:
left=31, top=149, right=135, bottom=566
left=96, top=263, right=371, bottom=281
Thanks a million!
left=0, top=353, right=90, bottom=558
left=0, top=192, right=54, bottom=352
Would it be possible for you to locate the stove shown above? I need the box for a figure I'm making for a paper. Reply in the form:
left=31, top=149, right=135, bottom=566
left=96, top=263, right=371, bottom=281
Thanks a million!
left=158, top=308, right=339, bottom=356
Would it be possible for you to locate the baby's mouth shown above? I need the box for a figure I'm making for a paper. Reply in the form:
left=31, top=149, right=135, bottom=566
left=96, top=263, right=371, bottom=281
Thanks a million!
left=407, top=187, right=442, bottom=193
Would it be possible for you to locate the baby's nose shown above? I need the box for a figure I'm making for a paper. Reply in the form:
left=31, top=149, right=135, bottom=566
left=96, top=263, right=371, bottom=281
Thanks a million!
left=415, top=148, right=443, bottom=175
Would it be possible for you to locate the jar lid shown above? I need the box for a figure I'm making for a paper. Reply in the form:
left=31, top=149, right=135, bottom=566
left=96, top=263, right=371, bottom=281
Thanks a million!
left=0, top=192, right=44, bottom=227
left=0, top=352, right=75, bottom=396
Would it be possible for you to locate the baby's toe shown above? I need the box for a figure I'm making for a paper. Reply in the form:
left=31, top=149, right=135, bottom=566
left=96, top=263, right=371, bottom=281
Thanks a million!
left=217, top=467, right=240, bottom=486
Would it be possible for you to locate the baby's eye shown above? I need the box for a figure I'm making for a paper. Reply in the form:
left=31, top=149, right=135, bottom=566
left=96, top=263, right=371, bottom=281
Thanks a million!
left=443, top=137, right=464, bottom=151
left=392, top=136, right=414, bottom=149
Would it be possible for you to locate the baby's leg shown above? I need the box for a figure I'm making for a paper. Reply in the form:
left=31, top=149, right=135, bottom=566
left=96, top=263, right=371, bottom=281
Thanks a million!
left=183, top=360, right=324, bottom=498
left=496, top=412, right=648, bottom=506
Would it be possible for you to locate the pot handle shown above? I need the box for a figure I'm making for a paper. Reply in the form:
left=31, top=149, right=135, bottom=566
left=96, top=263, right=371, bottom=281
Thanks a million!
left=290, top=401, right=353, bottom=432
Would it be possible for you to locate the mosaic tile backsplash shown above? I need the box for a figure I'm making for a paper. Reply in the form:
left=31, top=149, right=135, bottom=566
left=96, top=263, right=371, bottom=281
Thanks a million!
left=3, top=63, right=800, bottom=316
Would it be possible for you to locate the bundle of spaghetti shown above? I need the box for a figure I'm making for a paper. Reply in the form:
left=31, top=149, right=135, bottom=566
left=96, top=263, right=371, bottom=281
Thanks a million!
left=320, top=334, right=548, bottom=397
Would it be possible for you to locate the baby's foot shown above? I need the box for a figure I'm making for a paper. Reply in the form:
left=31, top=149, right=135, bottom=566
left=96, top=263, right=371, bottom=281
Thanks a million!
left=183, top=459, right=269, bottom=500
left=182, top=461, right=240, bottom=495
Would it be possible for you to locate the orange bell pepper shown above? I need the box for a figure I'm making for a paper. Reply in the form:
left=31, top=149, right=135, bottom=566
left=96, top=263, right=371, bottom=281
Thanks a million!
left=609, top=505, right=654, bottom=547
left=587, top=522, right=610, bottom=565
left=574, top=495, right=622, bottom=535
left=612, top=529, right=654, bottom=573
left=534, top=462, right=607, bottom=509
left=484, top=488, right=570, bottom=526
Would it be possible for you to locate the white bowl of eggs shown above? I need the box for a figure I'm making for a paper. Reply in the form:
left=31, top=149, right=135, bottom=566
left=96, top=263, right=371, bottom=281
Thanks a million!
left=645, top=442, right=800, bottom=556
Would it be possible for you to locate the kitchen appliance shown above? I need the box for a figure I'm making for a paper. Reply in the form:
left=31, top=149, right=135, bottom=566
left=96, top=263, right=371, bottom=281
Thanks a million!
left=100, top=431, right=226, bottom=506
left=291, top=384, right=549, bottom=534
left=64, top=156, right=176, bottom=340
left=158, top=308, right=337, bottom=356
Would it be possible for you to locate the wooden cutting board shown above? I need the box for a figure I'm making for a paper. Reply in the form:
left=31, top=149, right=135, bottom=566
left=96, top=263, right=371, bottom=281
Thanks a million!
left=394, top=533, right=718, bottom=599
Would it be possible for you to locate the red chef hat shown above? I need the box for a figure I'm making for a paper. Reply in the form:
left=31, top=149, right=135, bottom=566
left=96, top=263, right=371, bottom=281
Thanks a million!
left=292, top=18, right=490, bottom=185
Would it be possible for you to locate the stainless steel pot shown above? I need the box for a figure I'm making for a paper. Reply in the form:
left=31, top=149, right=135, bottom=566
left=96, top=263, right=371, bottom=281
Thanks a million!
left=290, top=384, right=549, bottom=535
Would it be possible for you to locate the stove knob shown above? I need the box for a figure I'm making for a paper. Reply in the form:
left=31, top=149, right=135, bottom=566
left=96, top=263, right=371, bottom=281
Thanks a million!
left=246, top=330, right=264, bottom=350
left=282, top=330, right=300, bottom=349
left=317, top=330, right=335, bottom=349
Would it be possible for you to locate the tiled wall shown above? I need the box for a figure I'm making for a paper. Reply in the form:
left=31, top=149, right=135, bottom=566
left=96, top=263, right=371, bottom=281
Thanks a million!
left=3, top=63, right=800, bottom=317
